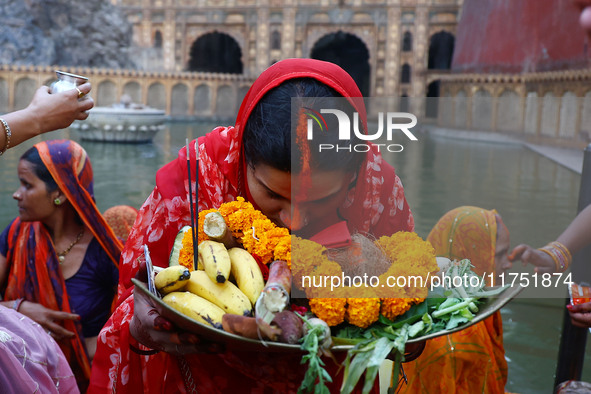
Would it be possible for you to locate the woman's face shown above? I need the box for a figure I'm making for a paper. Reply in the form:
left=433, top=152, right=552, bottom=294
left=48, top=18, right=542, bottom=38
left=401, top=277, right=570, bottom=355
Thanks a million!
left=494, top=215, right=513, bottom=278
left=13, top=160, right=59, bottom=222
left=246, top=163, right=353, bottom=237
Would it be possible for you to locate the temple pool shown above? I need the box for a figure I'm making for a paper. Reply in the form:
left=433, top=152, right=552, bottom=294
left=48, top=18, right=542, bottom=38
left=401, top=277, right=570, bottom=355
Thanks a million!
left=0, top=122, right=588, bottom=393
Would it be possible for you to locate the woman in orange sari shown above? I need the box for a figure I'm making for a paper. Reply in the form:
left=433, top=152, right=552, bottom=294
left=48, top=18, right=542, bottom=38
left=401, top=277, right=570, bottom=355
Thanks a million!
left=89, top=58, right=415, bottom=393
left=399, top=206, right=513, bottom=393
left=0, top=140, right=122, bottom=390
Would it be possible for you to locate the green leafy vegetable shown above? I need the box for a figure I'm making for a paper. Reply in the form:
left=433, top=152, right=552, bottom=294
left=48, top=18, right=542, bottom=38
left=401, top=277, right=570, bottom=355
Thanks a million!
left=302, top=259, right=512, bottom=393
left=298, top=316, right=333, bottom=394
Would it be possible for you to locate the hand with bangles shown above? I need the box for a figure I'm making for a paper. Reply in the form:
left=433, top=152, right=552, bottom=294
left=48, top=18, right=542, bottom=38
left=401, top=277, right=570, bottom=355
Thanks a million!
left=509, top=204, right=591, bottom=274
left=129, top=264, right=225, bottom=356
left=508, top=243, right=567, bottom=274
left=510, top=204, right=591, bottom=328
left=16, top=300, right=80, bottom=340
left=0, top=82, right=93, bottom=155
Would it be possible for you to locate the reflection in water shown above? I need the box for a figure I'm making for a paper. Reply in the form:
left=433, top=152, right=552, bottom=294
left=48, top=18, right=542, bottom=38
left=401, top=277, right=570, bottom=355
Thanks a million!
left=0, top=123, right=588, bottom=392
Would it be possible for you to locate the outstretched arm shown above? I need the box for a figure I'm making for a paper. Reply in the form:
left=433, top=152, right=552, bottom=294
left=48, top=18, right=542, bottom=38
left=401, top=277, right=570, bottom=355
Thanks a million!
left=510, top=204, right=591, bottom=273
left=555, top=204, right=591, bottom=256
left=0, top=82, right=93, bottom=152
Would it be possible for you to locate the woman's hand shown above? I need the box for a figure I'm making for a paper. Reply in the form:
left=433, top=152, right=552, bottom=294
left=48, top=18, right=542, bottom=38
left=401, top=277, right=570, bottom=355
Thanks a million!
left=18, top=300, right=79, bottom=340
left=567, top=302, right=591, bottom=328
left=509, top=244, right=555, bottom=274
left=27, top=82, right=94, bottom=134
left=129, top=267, right=225, bottom=355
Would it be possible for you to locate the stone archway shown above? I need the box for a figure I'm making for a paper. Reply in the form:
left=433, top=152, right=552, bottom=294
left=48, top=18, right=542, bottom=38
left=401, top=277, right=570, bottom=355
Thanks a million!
left=428, top=31, right=455, bottom=70
left=187, top=32, right=243, bottom=74
left=426, top=80, right=440, bottom=118
left=310, top=31, right=370, bottom=96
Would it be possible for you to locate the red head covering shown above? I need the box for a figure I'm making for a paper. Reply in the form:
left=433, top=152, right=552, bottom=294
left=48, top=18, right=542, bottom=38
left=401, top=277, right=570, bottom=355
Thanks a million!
left=234, top=58, right=367, bottom=135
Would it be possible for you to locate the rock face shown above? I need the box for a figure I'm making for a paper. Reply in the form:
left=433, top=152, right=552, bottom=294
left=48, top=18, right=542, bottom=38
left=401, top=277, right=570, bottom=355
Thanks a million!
left=0, top=0, right=135, bottom=69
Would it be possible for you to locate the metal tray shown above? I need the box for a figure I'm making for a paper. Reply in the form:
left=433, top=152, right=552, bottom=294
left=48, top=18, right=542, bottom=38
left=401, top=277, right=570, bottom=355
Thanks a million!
left=132, top=278, right=524, bottom=351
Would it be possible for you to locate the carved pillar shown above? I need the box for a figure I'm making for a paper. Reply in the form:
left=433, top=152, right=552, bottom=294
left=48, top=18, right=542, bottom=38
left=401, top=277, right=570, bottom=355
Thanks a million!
left=283, top=7, right=296, bottom=59
left=256, top=4, right=270, bottom=74
left=163, top=9, right=176, bottom=71
left=138, top=0, right=156, bottom=48
left=411, top=5, right=428, bottom=116
left=383, top=7, right=401, bottom=97
left=491, top=88, right=499, bottom=132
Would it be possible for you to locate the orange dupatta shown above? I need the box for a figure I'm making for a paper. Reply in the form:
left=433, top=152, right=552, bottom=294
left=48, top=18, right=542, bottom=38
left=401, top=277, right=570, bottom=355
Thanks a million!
left=4, top=140, right=122, bottom=388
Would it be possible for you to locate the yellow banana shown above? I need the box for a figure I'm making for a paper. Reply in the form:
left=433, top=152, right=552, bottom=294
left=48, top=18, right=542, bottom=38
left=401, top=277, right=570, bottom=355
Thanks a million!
left=198, top=240, right=231, bottom=283
left=154, top=265, right=191, bottom=295
left=162, top=291, right=225, bottom=329
left=228, top=247, right=265, bottom=306
left=186, top=270, right=252, bottom=316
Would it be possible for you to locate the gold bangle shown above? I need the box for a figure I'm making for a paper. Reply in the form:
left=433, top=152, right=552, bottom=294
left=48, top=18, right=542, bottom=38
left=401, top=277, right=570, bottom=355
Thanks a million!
left=546, top=242, right=571, bottom=272
left=0, top=118, right=11, bottom=156
left=538, top=247, right=561, bottom=272
left=551, top=241, right=572, bottom=266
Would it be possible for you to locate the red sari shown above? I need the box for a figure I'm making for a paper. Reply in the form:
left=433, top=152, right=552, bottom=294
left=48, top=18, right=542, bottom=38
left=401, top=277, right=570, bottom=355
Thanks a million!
left=89, top=58, right=414, bottom=393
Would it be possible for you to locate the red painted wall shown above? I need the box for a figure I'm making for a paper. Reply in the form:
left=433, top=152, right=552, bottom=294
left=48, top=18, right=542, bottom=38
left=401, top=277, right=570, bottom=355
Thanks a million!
left=452, top=0, right=589, bottom=73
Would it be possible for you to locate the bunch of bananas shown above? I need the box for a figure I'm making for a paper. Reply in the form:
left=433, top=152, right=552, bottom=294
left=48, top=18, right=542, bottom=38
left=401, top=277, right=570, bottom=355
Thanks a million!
left=155, top=240, right=265, bottom=330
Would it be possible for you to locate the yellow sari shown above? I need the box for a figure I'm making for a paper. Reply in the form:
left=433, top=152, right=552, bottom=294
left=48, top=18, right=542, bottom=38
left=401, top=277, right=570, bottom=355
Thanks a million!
left=399, top=206, right=508, bottom=393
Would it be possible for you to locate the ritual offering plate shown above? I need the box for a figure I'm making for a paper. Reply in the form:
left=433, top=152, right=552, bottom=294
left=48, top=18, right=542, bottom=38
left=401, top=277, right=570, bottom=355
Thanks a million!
left=132, top=277, right=524, bottom=351
left=133, top=278, right=304, bottom=353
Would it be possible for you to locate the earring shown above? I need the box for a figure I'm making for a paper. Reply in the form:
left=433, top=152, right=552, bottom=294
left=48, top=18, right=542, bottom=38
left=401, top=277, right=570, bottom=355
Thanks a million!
left=54, top=198, right=61, bottom=206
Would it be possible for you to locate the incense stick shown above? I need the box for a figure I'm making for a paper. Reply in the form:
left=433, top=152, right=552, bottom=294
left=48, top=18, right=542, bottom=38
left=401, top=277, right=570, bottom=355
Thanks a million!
left=186, top=139, right=198, bottom=270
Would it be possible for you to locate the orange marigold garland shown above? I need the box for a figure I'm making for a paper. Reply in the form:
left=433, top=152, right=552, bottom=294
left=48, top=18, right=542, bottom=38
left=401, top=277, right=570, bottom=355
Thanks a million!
left=191, top=197, right=437, bottom=330
left=346, top=298, right=381, bottom=329
left=302, top=231, right=438, bottom=328
left=178, top=228, right=195, bottom=269
left=195, top=197, right=291, bottom=266
left=309, top=297, right=347, bottom=327
left=380, top=298, right=414, bottom=321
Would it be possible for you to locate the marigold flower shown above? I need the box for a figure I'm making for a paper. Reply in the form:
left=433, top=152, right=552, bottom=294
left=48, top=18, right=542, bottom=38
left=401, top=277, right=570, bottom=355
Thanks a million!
left=376, top=231, right=438, bottom=303
left=303, top=260, right=343, bottom=298
left=380, top=298, right=412, bottom=321
left=178, top=228, right=195, bottom=270
left=346, top=298, right=381, bottom=328
left=309, top=297, right=347, bottom=327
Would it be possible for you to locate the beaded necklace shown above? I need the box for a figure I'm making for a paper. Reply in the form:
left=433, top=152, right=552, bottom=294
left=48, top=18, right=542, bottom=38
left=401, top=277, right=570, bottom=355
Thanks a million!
left=57, top=228, right=85, bottom=263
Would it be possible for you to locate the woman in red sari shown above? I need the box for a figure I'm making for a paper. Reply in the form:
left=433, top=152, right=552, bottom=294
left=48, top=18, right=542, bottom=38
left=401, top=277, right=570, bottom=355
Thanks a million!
left=399, top=206, right=513, bottom=393
left=89, top=58, right=414, bottom=393
left=0, top=140, right=122, bottom=390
